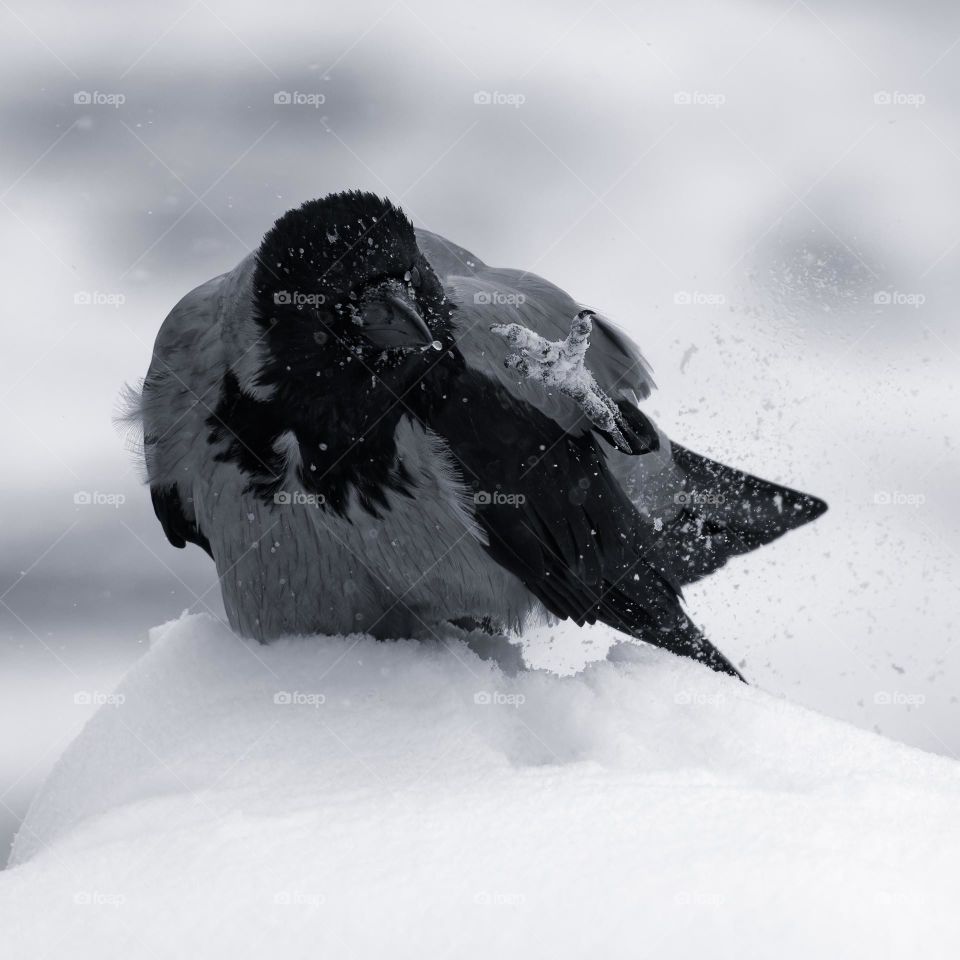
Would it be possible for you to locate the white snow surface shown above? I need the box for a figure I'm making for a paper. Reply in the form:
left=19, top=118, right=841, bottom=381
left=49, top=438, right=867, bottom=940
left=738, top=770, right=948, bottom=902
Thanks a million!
left=3, top=614, right=959, bottom=959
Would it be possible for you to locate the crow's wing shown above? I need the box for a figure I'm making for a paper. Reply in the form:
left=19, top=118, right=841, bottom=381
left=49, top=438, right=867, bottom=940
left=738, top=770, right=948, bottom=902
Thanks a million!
left=633, top=444, right=827, bottom=585
left=426, top=366, right=742, bottom=677
left=415, top=228, right=655, bottom=434
left=418, top=227, right=826, bottom=588
left=137, top=253, right=262, bottom=555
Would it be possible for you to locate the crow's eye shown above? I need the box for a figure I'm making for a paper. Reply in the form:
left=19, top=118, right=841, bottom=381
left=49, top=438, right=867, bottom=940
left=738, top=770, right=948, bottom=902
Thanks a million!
left=404, top=266, right=422, bottom=288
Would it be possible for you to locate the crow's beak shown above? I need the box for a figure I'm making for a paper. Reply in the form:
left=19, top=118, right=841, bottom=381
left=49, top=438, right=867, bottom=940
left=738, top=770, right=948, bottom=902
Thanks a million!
left=360, top=284, right=433, bottom=348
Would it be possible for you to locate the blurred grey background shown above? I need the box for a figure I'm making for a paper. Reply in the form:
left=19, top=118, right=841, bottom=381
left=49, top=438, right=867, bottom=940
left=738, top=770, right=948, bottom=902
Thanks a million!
left=2, top=0, right=958, bottom=863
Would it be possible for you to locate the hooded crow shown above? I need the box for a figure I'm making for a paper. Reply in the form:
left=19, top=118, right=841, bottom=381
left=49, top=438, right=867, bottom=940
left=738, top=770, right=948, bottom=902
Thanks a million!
left=135, top=191, right=826, bottom=680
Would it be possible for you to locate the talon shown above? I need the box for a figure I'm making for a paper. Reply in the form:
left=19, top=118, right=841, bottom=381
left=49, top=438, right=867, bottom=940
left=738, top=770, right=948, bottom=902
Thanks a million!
left=568, top=313, right=593, bottom=344
left=491, top=308, right=643, bottom=455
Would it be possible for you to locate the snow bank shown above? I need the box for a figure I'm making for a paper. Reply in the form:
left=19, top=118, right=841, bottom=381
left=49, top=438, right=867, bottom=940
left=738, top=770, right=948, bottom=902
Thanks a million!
left=3, top=614, right=958, bottom=959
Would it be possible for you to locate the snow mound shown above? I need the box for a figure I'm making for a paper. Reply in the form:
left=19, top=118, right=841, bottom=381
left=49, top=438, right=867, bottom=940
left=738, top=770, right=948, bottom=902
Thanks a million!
left=3, top=614, right=958, bottom=958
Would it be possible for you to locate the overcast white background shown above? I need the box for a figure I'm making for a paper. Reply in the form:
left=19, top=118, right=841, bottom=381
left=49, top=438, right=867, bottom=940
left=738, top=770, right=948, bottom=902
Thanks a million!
left=1, top=0, right=958, bottom=863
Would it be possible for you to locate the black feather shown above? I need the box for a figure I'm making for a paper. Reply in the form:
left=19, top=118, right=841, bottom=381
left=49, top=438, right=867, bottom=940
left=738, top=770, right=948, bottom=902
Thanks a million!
left=150, top=484, right=212, bottom=558
left=613, top=400, right=660, bottom=455
left=206, top=370, right=417, bottom=517
left=657, top=444, right=828, bottom=586
left=425, top=369, right=679, bottom=628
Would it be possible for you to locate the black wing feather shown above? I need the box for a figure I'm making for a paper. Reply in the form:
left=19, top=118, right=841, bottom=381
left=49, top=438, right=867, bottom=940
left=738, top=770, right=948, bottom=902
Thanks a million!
left=430, top=369, right=680, bottom=629
left=426, top=368, right=743, bottom=677
left=151, top=484, right=213, bottom=559
left=658, top=444, right=828, bottom=586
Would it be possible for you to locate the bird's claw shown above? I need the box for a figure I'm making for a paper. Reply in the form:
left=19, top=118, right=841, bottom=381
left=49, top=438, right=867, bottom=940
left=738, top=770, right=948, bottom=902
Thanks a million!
left=491, top=310, right=632, bottom=453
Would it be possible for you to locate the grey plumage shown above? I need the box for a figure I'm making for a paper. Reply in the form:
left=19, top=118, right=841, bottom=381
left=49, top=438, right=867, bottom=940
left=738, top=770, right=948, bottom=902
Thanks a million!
left=132, top=193, right=826, bottom=679
left=138, top=253, right=527, bottom=641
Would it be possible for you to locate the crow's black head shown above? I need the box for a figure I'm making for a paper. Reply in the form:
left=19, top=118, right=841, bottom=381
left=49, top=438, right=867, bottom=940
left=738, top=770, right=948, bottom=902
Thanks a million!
left=252, top=191, right=455, bottom=393
left=222, top=192, right=462, bottom=515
